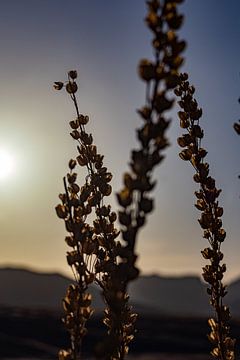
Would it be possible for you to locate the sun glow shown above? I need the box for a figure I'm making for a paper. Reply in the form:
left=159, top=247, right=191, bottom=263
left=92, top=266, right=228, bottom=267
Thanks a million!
left=0, top=149, right=15, bottom=180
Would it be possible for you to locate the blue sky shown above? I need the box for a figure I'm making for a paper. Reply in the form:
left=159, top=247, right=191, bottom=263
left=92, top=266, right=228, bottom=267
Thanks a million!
left=0, top=1, right=239, bottom=282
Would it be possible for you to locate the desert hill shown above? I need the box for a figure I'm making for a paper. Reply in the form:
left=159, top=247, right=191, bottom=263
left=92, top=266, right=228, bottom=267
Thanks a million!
left=0, top=267, right=239, bottom=317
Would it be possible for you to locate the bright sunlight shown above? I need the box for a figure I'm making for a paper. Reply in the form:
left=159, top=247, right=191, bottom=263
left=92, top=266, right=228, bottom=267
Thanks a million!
left=0, top=148, right=15, bottom=180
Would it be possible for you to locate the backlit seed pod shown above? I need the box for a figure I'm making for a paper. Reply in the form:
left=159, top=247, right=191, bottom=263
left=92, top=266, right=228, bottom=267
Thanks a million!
left=68, top=159, right=77, bottom=170
left=154, top=92, right=173, bottom=112
left=77, top=154, right=88, bottom=167
left=174, top=88, right=182, bottom=96
left=195, top=199, right=206, bottom=211
left=191, top=125, right=203, bottom=138
left=71, top=183, right=80, bottom=194
left=104, top=172, right=113, bottom=183
left=198, top=163, right=209, bottom=179
left=109, top=211, right=117, bottom=223
left=140, top=197, right=153, bottom=213
left=82, top=241, right=97, bottom=255
left=65, top=236, right=77, bottom=247
left=118, top=211, right=132, bottom=226
left=179, top=149, right=192, bottom=161
left=69, top=120, right=79, bottom=129
left=66, top=251, right=81, bottom=266
left=166, top=71, right=179, bottom=89
left=180, top=118, right=190, bottom=128
left=81, top=132, right=93, bottom=145
left=77, top=114, right=89, bottom=125
left=170, top=55, right=184, bottom=69
left=201, top=248, right=214, bottom=260
left=54, top=82, right=64, bottom=90
left=58, top=349, right=72, bottom=360
left=137, top=106, right=151, bottom=120
left=205, top=177, right=215, bottom=190
left=177, top=136, right=187, bottom=147
left=138, top=59, right=155, bottom=81
left=172, top=39, right=186, bottom=55
left=178, top=111, right=188, bottom=121
left=66, top=81, right=78, bottom=94
left=191, top=108, right=203, bottom=120
left=88, top=192, right=102, bottom=207
left=56, top=204, right=68, bottom=219
left=117, top=188, right=132, bottom=207
left=198, top=148, right=207, bottom=158
left=101, top=184, right=112, bottom=196
left=68, top=70, right=77, bottom=80
left=70, top=130, right=80, bottom=140
left=191, top=154, right=201, bottom=167
left=145, top=11, right=159, bottom=30
left=215, top=207, right=223, bottom=217
left=67, top=172, right=77, bottom=184
left=233, top=121, right=240, bottom=135
left=217, top=229, right=226, bottom=242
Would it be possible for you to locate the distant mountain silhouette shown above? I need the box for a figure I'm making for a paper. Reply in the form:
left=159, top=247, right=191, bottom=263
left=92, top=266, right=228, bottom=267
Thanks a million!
left=129, top=274, right=210, bottom=316
left=0, top=267, right=239, bottom=317
left=0, top=267, right=102, bottom=311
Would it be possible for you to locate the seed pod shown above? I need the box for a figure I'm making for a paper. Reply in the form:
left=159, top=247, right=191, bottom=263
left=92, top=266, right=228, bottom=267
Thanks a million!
left=117, top=188, right=132, bottom=207
left=77, top=154, right=88, bottom=167
left=137, top=106, right=151, bottom=120
left=201, top=247, right=214, bottom=260
left=138, top=59, right=155, bottom=81
left=140, top=197, right=153, bottom=213
left=66, top=82, right=78, bottom=94
left=65, top=236, right=77, bottom=247
left=53, top=82, right=64, bottom=90
left=109, top=211, right=117, bottom=223
left=180, top=118, right=190, bottom=129
left=154, top=92, right=173, bottom=112
left=78, top=114, right=89, bottom=125
left=177, top=136, right=186, bottom=147
left=179, top=149, right=192, bottom=161
left=58, top=349, right=72, bottom=360
left=70, top=130, right=80, bottom=140
left=198, top=148, right=207, bottom=158
left=56, top=204, right=68, bottom=219
left=178, top=111, right=188, bottom=121
left=118, top=211, right=131, bottom=226
left=68, top=159, right=77, bottom=170
left=217, top=228, right=226, bottom=242
left=234, top=121, right=240, bottom=135
left=68, top=70, right=77, bottom=80
left=69, top=120, right=79, bottom=129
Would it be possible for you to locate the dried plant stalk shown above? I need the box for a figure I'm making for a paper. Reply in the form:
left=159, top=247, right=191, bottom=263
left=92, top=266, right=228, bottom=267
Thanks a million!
left=98, top=0, right=185, bottom=358
left=175, top=73, right=236, bottom=360
left=55, top=71, right=120, bottom=359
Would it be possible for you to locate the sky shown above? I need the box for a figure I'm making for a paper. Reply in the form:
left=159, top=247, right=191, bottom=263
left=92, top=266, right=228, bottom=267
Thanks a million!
left=0, top=0, right=239, bottom=283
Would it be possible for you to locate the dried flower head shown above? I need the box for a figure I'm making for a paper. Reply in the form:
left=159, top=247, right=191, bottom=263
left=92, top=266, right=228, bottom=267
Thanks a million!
left=175, top=73, right=236, bottom=360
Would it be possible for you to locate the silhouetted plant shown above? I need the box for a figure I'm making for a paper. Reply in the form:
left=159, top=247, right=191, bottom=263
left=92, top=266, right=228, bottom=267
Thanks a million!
left=175, top=73, right=236, bottom=360
left=55, top=70, right=120, bottom=360
left=97, top=0, right=186, bottom=358
left=55, top=1, right=185, bottom=359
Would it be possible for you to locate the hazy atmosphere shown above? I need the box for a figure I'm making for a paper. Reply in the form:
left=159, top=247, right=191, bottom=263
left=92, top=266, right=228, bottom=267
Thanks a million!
left=0, top=0, right=239, bottom=282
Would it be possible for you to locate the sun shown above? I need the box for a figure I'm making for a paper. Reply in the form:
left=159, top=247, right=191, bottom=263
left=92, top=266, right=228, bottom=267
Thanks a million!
left=0, top=149, right=15, bottom=180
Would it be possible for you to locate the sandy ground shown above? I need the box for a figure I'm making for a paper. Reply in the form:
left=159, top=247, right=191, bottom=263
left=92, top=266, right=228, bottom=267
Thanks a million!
left=3, top=355, right=211, bottom=360
left=127, top=354, right=211, bottom=360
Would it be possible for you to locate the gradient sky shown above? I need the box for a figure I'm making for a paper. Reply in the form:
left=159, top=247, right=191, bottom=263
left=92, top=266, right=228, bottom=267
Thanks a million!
left=0, top=1, right=239, bottom=282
